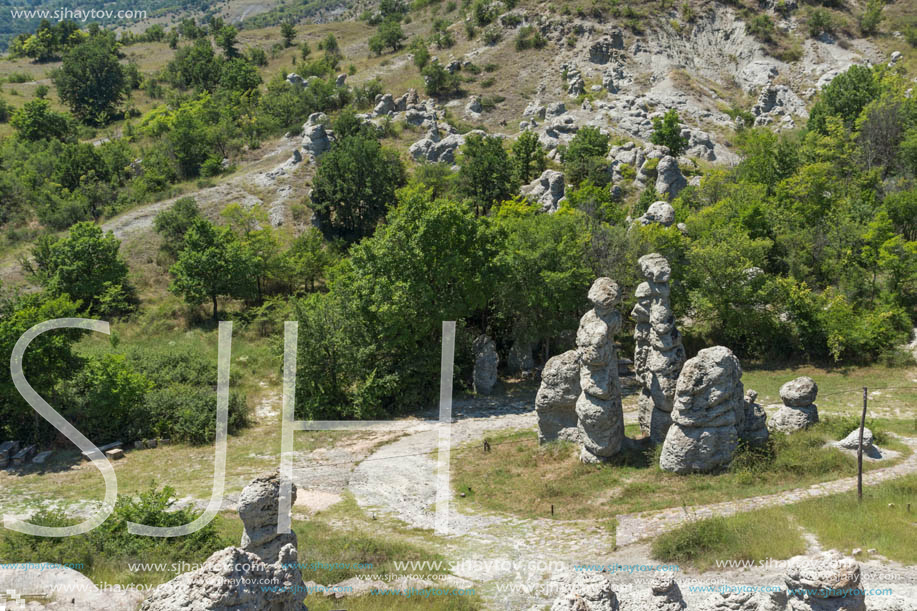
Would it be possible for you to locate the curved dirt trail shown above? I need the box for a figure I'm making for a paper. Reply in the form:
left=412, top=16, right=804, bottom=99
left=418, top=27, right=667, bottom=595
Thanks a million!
left=349, top=398, right=917, bottom=609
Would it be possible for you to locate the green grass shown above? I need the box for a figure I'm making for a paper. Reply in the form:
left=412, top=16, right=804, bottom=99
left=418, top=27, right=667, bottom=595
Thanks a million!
left=650, top=507, right=807, bottom=571
left=787, top=474, right=917, bottom=564
left=652, top=474, right=917, bottom=569
left=742, top=364, right=917, bottom=419
left=451, top=421, right=909, bottom=521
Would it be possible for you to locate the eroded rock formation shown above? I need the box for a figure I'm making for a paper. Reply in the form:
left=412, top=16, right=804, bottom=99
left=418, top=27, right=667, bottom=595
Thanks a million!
left=536, top=349, right=582, bottom=443
left=141, top=471, right=308, bottom=611
left=576, top=278, right=625, bottom=463
left=660, top=346, right=743, bottom=474
left=769, top=377, right=819, bottom=434
left=472, top=334, right=499, bottom=395
left=550, top=571, right=619, bottom=611
left=632, top=253, right=685, bottom=443
left=784, top=552, right=865, bottom=611
left=738, top=389, right=770, bottom=446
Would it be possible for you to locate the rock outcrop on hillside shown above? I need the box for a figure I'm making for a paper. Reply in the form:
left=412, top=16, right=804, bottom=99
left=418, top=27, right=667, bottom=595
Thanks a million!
left=522, top=169, right=566, bottom=212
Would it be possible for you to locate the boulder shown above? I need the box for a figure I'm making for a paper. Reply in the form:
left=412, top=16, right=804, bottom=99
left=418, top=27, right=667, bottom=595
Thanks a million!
left=784, top=552, right=865, bottom=611
left=623, top=573, right=686, bottom=610
left=472, top=334, right=499, bottom=395
left=576, top=278, right=625, bottom=463
left=834, top=428, right=873, bottom=451
left=639, top=201, right=676, bottom=227
left=507, top=341, right=534, bottom=374
left=301, top=121, right=331, bottom=159
left=655, top=156, right=687, bottom=198
left=0, top=565, right=143, bottom=610
left=523, top=102, right=547, bottom=120
left=546, top=102, right=567, bottom=117
left=780, top=377, right=818, bottom=407
left=466, top=96, right=483, bottom=114
left=335, top=73, right=347, bottom=87
left=522, top=169, right=566, bottom=213
left=409, top=132, right=466, bottom=163
left=660, top=346, right=743, bottom=473
left=770, top=377, right=819, bottom=434
left=536, top=350, right=582, bottom=443
left=141, top=546, right=307, bottom=611
left=632, top=254, right=685, bottom=443
left=373, top=93, right=395, bottom=116
left=550, top=572, right=619, bottom=611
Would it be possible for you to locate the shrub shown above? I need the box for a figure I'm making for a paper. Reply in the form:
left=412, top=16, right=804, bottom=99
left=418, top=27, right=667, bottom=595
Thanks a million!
left=483, top=25, right=502, bottom=45
left=650, top=109, right=688, bottom=157
left=515, top=26, right=547, bottom=50
left=422, top=61, right=461, bottom=97
left=0, top=485, right=227, bottom=581
left=906, top=24, right=917, bottom=47
left=807, top=7, right=835, bottom=38
left=747, top=14, right=775, bottom=42
left=144, top=385, right=248, bottom=444
left=859, top=0, right=883, bottom=35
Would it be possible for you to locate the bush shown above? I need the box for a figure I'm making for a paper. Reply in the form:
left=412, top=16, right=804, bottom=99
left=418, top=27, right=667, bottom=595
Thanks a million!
left=906, top=24, right=917, bottom=47
left=483, top=25, right=502, bottom=45
left=0, top=484, right=227, bottom=581
left=144, top=385, right=248, bottom=444
left=422, top=61, right=461, bottom=97
left=650, top=109, right=688, bottom=157
left=515, top=26, right=547, bottom=50
left=859, top=0, right=883, bottom=35
left=807, top=7, right=835, bottom=38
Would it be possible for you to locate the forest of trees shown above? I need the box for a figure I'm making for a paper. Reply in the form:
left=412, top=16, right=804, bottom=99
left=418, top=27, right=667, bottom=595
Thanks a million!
left=1, top=15, right=916, bottom=445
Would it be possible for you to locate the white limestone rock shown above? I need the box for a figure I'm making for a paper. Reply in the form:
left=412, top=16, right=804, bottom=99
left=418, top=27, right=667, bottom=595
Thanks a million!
left=660, top=346, right=744, bottom=473
left=522, top=169, right=566, bottom=213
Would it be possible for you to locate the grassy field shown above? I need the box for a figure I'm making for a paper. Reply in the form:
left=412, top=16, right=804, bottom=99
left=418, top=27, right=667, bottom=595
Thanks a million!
left=650, top=507, right=807, bottom=571
left=652, top=474, right=917, bottom=568
left=451, top=420, right=912, bottom=521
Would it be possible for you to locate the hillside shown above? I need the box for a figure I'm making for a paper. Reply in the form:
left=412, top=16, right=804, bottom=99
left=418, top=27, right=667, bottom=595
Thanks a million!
left=1, top=0, right=917, bottom=609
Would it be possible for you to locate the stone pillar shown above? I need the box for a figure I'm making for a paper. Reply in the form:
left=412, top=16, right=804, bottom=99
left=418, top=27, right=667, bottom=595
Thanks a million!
left=660, top=346, right=743, bottom=474
left=631, top=253, right=685, bottom=444
left=535, top=350, right=582, bottom=443
left=769, top=376, right=819, bottom=434
left=472, top=334, right=499, bottom=395
left=575, top=278, right=625, bottom=464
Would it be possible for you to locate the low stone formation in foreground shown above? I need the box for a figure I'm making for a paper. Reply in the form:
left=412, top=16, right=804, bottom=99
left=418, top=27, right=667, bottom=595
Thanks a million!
left=659, top=346, right=743, bottom=474
left=141, top=471, right=308, bottom=611
left=769, top=376, right=819, bottom=434
left=536, top=349, right=582, bottom=443
left=576, top=278, right=625, bottom=464
left=550, top=571, right=619, bottom=611
left=784, top=551, right=865, bottom=611
left=631, top=253, right=685, bottom=444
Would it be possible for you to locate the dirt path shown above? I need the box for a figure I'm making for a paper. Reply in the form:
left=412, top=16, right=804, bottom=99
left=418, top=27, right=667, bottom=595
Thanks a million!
left=347, top=397, right=917, bottom=609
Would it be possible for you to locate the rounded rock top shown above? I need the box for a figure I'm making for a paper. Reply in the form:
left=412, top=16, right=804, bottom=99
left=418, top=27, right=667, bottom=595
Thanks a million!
left=780, top=376, right=818, bottom=407
left=639, top=252, right=671, bottom=283
left=644, top=201, right=676, bottom=227
left=588, top=277, right=622, bottom=309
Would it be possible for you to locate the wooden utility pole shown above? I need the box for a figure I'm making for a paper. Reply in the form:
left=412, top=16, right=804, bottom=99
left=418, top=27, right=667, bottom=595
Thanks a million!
left=858, top=387, right=867, bottom=502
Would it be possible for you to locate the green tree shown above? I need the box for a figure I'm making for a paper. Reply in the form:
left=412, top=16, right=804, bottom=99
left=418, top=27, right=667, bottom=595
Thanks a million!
left=216, top=25, right=240, bottom=58
left=563, top=126, right=610, bottom=187
left=29, top=222, right=133, bottom=315
left=511, top=130, right=547, bottom=184
left=169, top=218, right=255, bottom=319
left=52, top=36, right=124, bottom=124
left=650, top=109, right=688, bottom=157
left=10, top=99, right=71, bottom=141
left=421, top=61, right=460, bottom=97
left=859, top=0, right=884, bottom=35
left=410, top=37, right=430, bottom=69
left=807, top=64, right=879, bottom=134
left=310, top=135, right=406, bottom=243
left=369, top=19, right=406, bottom=55
left=0, top=291, right=82, bottom=442
left=282, top=227, right=336, bottom=292
left=166, top=38, right=222, bottom=90
left=280, top=20, right=296, bottom=47
left=219, top=58, right=262, bottom=92
left=154, top=197, right=202, bottom=258
left=221, top=203, right=282, bottom=303
left=458, top=133, right=517, bottom=215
